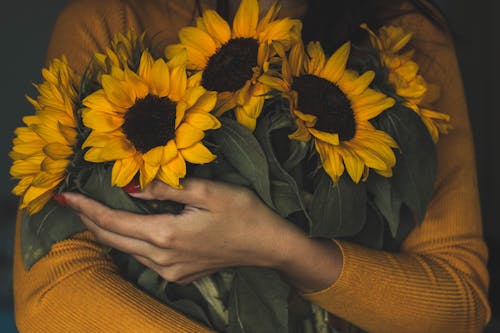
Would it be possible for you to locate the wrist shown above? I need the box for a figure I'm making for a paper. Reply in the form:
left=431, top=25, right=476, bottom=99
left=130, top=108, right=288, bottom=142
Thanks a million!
left=272, top=231, right=343, bottom=294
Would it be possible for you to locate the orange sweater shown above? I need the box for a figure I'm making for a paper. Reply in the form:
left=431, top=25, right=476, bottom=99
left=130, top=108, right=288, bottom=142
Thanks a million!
left=13, top=0, right=491, bottom=332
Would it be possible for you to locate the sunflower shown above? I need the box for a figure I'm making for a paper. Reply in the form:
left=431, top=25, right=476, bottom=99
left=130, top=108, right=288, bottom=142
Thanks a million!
left=10, top=57, right=79, bottom=215
left=82, top=50, right=221, bottom=189
left=361, top=24, right=451, bottom=143
left=94, top=29, right=147, bottom=72
left=165, top=0, right=302, bottom=131
left=259, top=41, right=398, bottom=184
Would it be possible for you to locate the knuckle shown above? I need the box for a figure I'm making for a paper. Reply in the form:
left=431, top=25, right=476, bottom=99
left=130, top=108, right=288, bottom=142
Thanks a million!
left=161, top=267, right=183, bottom=282
left=151, top=226, right=175, bottom=248
left=236, top=187, right=257, bottom=207
left=194, top=181, right=211, bottom=199
left=98, top=211, right=115, bottom=228
left=153, top=253, right=173, bottom=266
left=149, top=180, right=170, bottom=200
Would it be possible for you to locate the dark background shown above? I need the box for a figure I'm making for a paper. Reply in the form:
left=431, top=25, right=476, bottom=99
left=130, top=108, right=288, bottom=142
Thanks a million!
left=0, top=1, right=498, bottom=332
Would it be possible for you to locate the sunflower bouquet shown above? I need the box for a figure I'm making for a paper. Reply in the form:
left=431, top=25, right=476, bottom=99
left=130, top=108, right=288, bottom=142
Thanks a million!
left=11, top=0, right=450, bottom=332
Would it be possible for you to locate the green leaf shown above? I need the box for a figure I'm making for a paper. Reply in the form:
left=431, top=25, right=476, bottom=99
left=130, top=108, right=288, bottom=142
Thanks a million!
left=211, top=117, right=274, bottom=209
left=21, top=202, right=85, bottom=270
left=366, top=175, right=402, bottom=238
left=373, top=106, right=436, bottom=224
left=228, top=267, right=289, bottom=333
left=271, top=180, right=306, bottom=217
left=282, top=140, right=310, bottom=172
left=254, top=110, right=312, bottom=222
left=309, top=171, right=367, bottom=238
left=344, top=203, right=384, bottom=250
left=134, top=266, right=217, bottom=330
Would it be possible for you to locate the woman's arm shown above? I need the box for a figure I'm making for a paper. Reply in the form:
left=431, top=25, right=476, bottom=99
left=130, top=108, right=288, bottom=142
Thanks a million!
left=301, top=10, right=490, bottom=333
left=14, top=0, right=213, bottom=331
left=13, top=211, right=211, bottom=332
left=60, top=6, right=490, bottom=333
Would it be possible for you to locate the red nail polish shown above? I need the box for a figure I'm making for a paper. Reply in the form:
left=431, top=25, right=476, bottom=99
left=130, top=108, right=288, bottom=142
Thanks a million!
left=123, top=179, right=141, bottom=194
left=53, top=193, right=67, bottom=206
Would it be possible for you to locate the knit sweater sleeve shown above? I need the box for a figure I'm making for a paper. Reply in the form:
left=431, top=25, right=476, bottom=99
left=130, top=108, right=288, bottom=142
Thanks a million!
left=13, top=0, right=211, bottom=331
left=303, top=12, right=491, bottom=333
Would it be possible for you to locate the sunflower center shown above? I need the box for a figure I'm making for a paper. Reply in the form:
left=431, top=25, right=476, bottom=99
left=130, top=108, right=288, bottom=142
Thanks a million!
left=202, top=37, right=259, bottom=93
left=292, top=74, right=356, bottom=141
left=122, top=94, right=176, bottom=153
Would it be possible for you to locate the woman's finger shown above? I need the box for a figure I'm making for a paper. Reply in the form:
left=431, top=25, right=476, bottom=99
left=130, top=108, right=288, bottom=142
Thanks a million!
left=63, top=192, right=177, bottom=246
left=132, top=254, right=218, bottom=283
left=78, top=213, right=160, bottom=257
left=129, top=178, right=218, bottom=209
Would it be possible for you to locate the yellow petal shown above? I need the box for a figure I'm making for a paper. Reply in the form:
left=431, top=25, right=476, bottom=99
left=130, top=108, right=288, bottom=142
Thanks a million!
left=99, top=138, right=136, bottom=161
left=309, top=128, right=340, bottom=145
left=190, top=90, right=218, bottom=113
left=179, top=27, right=217, bottom=58
left=305, top=42, right=326, bottom=75
left=102, top=74, right=134, bottom=108
left=288, top=120, right=311, bottom=142
left=140, top=162, right=159, bottom=188
left=355, top=96, right=395, bottom=120
left=10, top=160, right=41, bottom=178
left=31, top=172, right=63, bottom=188
left=82, top=110, right=125, bottom=132
left=180, top=142, right=216, bottom=164
left=138, top=50, right=154, bottom=83
left=289, top=42, right=305, bottom=77
left=162, top=140, right=178, bottom=164
left=12, top=142, right=44, bottom=156
left=158, top=165, right=181, bottom=189
left=14, top=127, right=41, bottom=143
left=256, top=0, right=280, bottom=32
left=259, top=18, right=300, bottom=46
left=41, top=157, right=68, bottom=175
left=293, top=110, right=317, bottom=125
left=235, top=107, right=257, bottom=132
left=142, top=146, right=164, bottom=167
left=232, top=0, right=258, bottom=38
left=83, top=89, right=124, bottom=114
left=320, top=42, right=350, bottom=83
left=167, top=153, right=187, bottom=177
left=12, top=176, right=34, bottom=196
left=124, top=69, right=149, bottom=100
left=168, top=63, right=187, bottom=102
left=30, top=123, right=67, bottom=144
left=338, top=147, right=364, bottom=183
left=23, top=185, right=57, bottom=209
left=25, top=190, right=54, bottom=215
left=258, top=74, right=288, bottom=92
left=185, top=112, right=221, bottom=131
left=340, top=70, right=375, bottom=96
left=315, top=140, right=343, bottom=184
left=151, top=58, right=171, bottom=97
left=183, top=86, right=206, bottom=109
left=175, top=123, right=205, bottom=149
left=111, top=156, right=140, bottom=187
left=203, top=10, right=231, bottom=45
left=58, top=123, right=78, bottom=146
left=43, top=142, right=73, bottom=160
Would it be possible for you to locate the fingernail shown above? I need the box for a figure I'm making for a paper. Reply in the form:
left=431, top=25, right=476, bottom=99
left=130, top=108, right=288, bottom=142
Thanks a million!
left=53, top=193, right=67, bottom=206
left=123, top=179, right=141, bottom=194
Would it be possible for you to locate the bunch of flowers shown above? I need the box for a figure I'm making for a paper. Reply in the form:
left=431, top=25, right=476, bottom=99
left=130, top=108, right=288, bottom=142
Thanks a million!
left=10, top=0, right=450, bottom=332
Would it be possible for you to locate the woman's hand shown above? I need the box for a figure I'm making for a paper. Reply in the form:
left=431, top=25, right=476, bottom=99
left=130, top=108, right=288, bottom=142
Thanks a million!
left=61, top=178, right=342, bottom=291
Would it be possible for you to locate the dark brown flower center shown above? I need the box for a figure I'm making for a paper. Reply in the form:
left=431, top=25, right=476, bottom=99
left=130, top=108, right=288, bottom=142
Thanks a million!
left=201, top=37, right=259, bottom=93
left=122, top=94, right=176, bottom=153
left=292, top=74, right=356, bottom=141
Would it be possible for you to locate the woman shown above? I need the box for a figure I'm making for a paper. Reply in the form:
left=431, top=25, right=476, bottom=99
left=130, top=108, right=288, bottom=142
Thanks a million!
left=13, top=0, right=490, bottom=332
